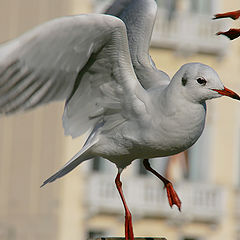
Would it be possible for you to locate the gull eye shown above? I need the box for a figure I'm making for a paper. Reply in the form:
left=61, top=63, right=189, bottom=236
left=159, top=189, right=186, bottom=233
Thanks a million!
left=197, top=77, right=207, bottom=86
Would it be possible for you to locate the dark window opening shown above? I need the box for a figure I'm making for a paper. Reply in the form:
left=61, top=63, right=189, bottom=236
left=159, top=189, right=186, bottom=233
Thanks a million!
left=92, top=156, right=102, bottom=172
left=138, top=159, right=148, bottom=176
left=87, top=230, right=105, bottom=240
left=182, top=237, right=200, bottom=240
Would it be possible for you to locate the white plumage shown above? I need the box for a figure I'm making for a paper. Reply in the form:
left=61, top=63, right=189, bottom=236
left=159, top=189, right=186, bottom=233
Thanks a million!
left=0, top=0, right=239, bottom=238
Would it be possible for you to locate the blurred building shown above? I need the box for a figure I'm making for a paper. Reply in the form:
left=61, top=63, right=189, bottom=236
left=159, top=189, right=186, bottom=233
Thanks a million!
left=0, top=0, right=240, bottom=240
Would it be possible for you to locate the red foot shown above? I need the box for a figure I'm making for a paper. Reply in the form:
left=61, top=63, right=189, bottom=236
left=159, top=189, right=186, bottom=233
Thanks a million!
left=164, top=182, right=182, bottom=211
left=213, top=10, right=240, bottom=20
left=143, top=159, right=182, bottom=212
left=125, top=214, right=134, bottom=240
left=217, top=28, right=240, bottom=40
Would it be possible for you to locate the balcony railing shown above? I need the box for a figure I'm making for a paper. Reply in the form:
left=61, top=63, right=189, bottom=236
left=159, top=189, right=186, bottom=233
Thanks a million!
left=87, top=173, right=225, bottom=223
left=151, top=9, right=229, bottom=55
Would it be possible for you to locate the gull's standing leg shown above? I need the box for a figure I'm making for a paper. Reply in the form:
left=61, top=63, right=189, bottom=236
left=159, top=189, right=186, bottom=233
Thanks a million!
left=115, top=168, right=134, bottom=240
left=143, top=159, right=182, bottom=211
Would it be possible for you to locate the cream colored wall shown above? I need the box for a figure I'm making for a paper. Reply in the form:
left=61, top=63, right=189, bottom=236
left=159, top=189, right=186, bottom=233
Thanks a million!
left=57, top=2, right=92, bottom=239
left=1, top=0, right=240, bottom=240
left=0, top=1, right=91, bottom=240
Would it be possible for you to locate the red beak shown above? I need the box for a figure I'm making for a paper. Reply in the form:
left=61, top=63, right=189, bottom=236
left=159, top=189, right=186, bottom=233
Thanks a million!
left=212, top=86, right=240, bottom=100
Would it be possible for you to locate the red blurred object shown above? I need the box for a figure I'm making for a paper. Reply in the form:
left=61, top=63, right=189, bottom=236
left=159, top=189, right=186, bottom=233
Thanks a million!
left=213, top=10, right=240, bottom=40
left=213, top=10, right=240, bottom=20
left=217, top=28, right=240, bottom=40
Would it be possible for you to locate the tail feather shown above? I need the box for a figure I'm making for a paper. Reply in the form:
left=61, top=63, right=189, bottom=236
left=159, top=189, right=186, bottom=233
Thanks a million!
left=40, top=145, right=93, bottom=188
left=41, top=120, right=103, bottom=187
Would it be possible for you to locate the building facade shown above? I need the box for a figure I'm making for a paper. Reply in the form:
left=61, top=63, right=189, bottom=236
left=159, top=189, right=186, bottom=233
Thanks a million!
left=0, top=0, right=240, bottom=240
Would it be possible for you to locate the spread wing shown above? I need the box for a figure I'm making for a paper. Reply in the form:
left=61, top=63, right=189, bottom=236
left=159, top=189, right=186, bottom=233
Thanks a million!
left=0, top=14, right=147, bottom=138
left=105, top=0, right=170, bottom=89
left=105, top=0, right=131, bottom=17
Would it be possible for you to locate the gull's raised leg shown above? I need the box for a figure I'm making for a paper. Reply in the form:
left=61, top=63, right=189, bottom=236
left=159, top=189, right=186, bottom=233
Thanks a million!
left=115, top=169, right=134, bottom=240
left=143, top=159, right=181, bottom=211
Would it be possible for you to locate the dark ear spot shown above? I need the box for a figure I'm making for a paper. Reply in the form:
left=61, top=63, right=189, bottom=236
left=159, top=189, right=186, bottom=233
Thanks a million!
left=182, top=76, right=187, bottom=86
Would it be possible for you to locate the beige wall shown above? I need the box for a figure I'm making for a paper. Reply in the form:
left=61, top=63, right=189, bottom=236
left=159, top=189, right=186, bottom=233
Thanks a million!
left=0, top=1, right=91, bottom=240
left=1, top=0, right=240, bottom=240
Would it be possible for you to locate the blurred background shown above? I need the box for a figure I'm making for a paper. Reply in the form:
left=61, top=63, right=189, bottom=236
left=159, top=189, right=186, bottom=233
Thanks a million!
left=0, top=0, right=240, bottom=239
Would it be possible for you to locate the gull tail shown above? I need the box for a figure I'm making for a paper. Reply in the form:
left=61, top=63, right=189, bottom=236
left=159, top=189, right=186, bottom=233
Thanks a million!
left=40, top=145, right=93, bottom=187
left=41, top=121, right=103, bottom=188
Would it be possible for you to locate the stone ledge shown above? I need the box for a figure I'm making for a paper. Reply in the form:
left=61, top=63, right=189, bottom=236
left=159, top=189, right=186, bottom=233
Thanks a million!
left=95, top=238, right=167, bottom=240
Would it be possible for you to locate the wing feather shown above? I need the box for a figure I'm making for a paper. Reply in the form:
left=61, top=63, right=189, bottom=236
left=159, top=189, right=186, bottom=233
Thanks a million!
left=0, top=14, right=147, bottom=137
left=105, top=0, right=170, bottom=88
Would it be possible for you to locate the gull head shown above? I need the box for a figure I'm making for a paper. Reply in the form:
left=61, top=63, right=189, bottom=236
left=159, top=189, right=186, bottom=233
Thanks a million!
left=173, top=62, right=240, bottom=103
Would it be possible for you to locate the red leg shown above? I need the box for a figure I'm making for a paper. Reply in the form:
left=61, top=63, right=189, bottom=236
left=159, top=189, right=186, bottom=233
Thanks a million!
left=217, top=28, right=240, bottom=40
left=213, top=10, right=240, bottom=20
left=143, top=159, right=181, bottom=211
left=115, top=169, right=134, bottom=240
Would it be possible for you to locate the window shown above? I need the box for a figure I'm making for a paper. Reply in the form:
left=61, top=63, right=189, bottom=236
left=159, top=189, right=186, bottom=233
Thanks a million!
left=92, top=156, right=102, bottom=172
left=138, top=159, right=148, bottom=175
left=157, top=0, right=214, bottom=15
left=190, top=0, right=213, bottom=14
left=156, top=0, right=177, bottom=20
left=188, top=124, right=212, bottom=182
left=87, top=229, right=106, bottom=240
left=91, top=156, right=115, bottom=173
left=157, top=0, right=177, bottom=11
left=182, top=237, right=200, bottom=240
left=92, top=0, right=114, bottom=13
left=136, top=158, right=169, bottom=177
left=236, top=128, right=240, bottom=187
left=165, top=152, right=189, bottom=181
left=238, top=145, right=240, bottom=187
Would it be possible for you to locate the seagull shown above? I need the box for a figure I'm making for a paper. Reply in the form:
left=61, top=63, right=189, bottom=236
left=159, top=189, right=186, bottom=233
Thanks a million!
left=0, top=0, right=239, bottom=239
